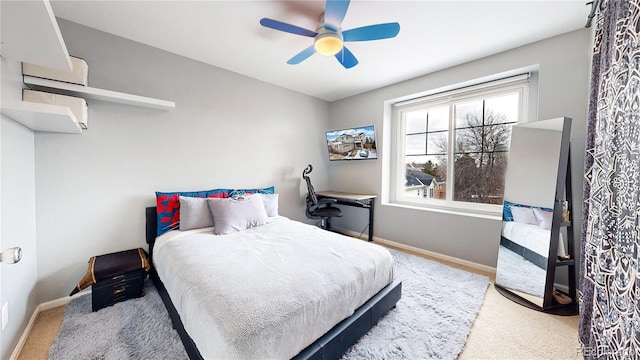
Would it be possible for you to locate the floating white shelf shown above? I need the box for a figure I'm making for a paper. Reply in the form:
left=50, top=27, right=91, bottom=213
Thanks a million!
left=1, top=101, right=82, bottom=134
left=0, top=0, right=72, bottom=72
left=23, top=76, right=176, bottom=110
left=1, top=0, right=174, bottom=135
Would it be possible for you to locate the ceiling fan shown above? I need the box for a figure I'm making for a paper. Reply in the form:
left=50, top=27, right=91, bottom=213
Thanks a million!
left=259, top=0, right=400, bottom=69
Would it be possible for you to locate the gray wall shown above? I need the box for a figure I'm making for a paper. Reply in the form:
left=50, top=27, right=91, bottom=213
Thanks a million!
left=1, top=60, right=38, bottom=360
left=32, top=19, right=330, bottom=303
left=328, top=29, right=592, bottom=268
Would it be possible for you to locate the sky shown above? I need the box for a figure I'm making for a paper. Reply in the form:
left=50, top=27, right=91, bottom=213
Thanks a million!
left=326, top=125, right=376, bottom=141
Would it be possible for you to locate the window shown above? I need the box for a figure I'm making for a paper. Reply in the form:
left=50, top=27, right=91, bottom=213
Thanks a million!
left=391, top=75, right=529, bottom=215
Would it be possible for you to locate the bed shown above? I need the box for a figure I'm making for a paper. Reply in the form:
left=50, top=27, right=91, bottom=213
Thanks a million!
left=499, top=201, right=560, bottom=270
left=500, top=221, right=551, bottom=269
left=145, top=206, right=402, bottom=360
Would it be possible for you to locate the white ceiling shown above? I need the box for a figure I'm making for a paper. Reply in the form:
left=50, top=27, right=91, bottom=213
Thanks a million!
left=50, top=0, right=591, bottom=102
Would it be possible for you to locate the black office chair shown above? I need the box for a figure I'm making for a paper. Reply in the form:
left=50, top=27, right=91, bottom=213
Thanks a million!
left=302, top=164, right=342, bottom=230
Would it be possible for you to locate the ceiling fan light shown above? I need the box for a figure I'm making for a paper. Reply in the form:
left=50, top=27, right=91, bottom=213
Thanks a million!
left=315, top=34, right=343, bottom=56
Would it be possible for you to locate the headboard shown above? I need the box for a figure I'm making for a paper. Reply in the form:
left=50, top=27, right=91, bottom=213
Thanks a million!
left=145, top=206, right=158, bottom=247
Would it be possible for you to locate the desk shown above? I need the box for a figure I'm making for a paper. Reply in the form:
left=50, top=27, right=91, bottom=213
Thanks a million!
left=315, top=191, right=377, bottom=242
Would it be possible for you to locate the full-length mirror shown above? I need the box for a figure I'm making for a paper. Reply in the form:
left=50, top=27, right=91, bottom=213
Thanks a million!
left=495, top=117, right=571, bottom=309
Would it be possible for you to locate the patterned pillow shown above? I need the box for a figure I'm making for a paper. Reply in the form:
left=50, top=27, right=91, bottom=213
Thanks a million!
left=155, top=186, right=275, bottom=236
left=156, top=189, right=229, bottom=236
left=503, top=200, right=553, bottom=226
left=228, top=186, right=275, bottom=197
left=502, top=200, right=529, bottom=221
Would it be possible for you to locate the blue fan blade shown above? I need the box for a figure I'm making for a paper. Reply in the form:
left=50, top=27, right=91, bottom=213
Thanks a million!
left=287, top=46, right=316, bottom=65
left=324, top=0, right=350, bottom=28
left=260, top=18, right=317, bottom=37
left=335, top=46, right=358, bottom=69
left=343, top=23, right=400, bottom=42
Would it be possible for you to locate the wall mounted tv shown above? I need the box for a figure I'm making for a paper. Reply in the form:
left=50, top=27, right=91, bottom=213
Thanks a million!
left=326, top=125, right=378, bottom=161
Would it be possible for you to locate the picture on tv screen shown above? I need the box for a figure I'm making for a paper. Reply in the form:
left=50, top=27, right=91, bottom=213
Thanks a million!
left=326, top=125, right=378, bottom=161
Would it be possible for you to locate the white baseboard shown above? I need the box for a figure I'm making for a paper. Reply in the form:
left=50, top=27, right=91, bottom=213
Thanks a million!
left=335, top=227, right=497, bottom=275
left=9, top=305, right=40, bottom=360
left=9, top=290, right=90, bottom=360
left=40, top=290, right=90, bottom=311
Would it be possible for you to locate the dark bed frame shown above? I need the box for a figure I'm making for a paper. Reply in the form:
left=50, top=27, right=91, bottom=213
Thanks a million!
left=145, top=206, right=402, bottom=360
left=499, top=236, right=547, bottom=269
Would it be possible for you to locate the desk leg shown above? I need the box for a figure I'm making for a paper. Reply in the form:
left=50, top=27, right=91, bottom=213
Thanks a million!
left=368, top=199, right=374, bottom=242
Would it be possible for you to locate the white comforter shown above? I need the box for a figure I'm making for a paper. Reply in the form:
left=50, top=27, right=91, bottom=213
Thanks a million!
left=502, top=221, right=550, bottom=256
left=153, top=217, right=395, bottom=359
left=502, top=221, right=566, bottom=257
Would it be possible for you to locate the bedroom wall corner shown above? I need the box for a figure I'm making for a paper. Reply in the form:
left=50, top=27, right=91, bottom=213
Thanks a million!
left=1, top=58, right=39, bottom=360
left=33, top=19, right=331, bottom=304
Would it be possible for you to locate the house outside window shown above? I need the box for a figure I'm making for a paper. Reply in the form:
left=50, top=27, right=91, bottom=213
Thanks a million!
left=390, top=74, right=530, bottom=215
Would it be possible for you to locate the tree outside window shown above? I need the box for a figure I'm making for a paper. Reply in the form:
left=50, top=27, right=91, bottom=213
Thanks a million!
left=396, top=83, right=524, bottom=212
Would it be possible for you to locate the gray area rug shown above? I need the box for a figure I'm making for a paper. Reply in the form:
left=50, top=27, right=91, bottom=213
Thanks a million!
left=343, top=249, right=489, bottom=360
left=48, top=282, right=187, bottom=360
left=495, top=245, right=545, bottom=298
left=49, top=249, right=489, bottom=360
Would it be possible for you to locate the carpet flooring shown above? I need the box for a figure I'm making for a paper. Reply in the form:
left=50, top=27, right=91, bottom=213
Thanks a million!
left=49, top=248, right=490, bottom=359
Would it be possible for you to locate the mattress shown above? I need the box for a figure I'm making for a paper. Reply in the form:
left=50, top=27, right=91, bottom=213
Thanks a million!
left=153, top=217, right=395, bottom=359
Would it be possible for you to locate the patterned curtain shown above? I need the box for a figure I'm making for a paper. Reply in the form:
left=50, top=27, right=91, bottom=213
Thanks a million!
left=579, top=0, right=640, bottom=359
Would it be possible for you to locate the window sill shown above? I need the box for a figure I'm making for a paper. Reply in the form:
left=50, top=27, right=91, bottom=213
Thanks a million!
left=382, top=201, right=502, bottom=221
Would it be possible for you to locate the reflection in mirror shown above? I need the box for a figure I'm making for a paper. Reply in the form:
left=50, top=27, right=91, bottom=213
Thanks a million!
left=494, top=117, right=569, bottom=308
left=496, top=202, right=554, bottom=306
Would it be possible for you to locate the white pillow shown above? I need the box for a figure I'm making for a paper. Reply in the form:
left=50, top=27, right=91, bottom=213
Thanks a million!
left=207, top=195, right=269, bottom=235
left=533, top=207, right=553, bottom=230
left=510, top=206, right=538, bottom=225
left=179, top=196, right=214, bottom=230
left=261, top=193, right=279, bottom=217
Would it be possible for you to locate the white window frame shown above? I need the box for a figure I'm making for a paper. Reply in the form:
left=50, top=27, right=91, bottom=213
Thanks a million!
left=389, top=74, right=531, bottom=216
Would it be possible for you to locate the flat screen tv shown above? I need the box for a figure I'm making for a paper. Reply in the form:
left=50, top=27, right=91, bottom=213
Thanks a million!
left=326, top=125, right=378, bottom=161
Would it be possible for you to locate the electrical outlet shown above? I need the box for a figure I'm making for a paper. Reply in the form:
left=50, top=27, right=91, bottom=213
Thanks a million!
left=1, top=302, right=8, bottom=331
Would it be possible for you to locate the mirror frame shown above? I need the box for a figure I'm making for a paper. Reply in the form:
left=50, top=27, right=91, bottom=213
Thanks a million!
left=495, top=117, right=572, bottom=311
left=541, top=117, right=571, bottom=309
